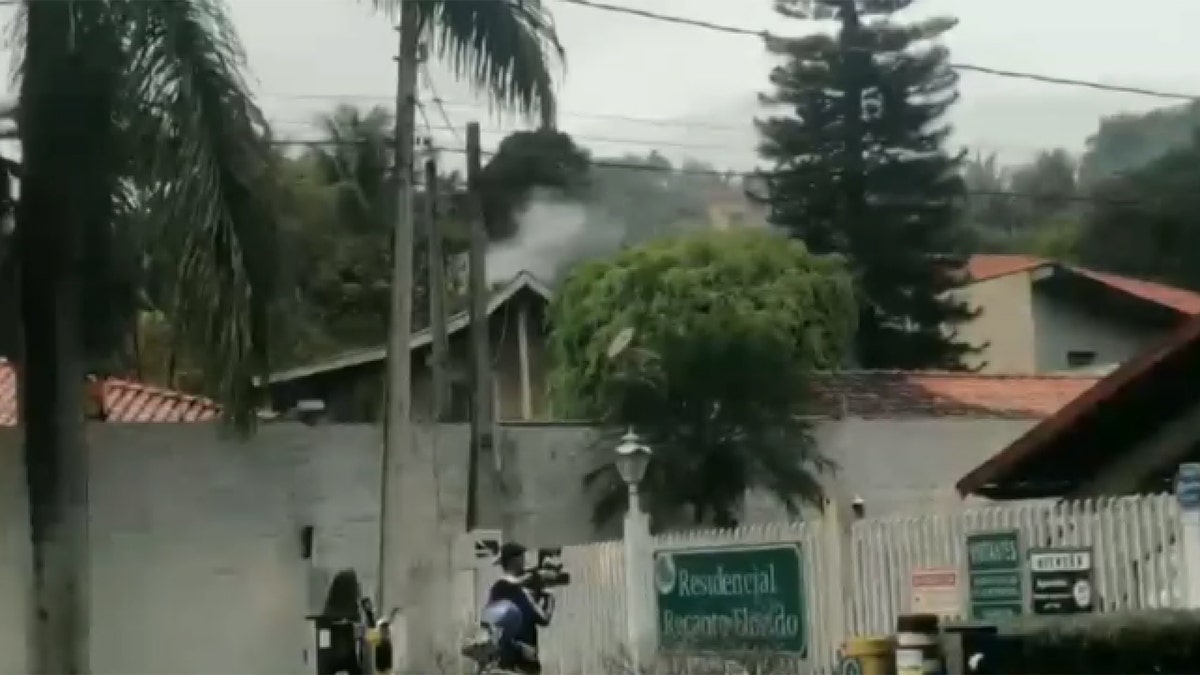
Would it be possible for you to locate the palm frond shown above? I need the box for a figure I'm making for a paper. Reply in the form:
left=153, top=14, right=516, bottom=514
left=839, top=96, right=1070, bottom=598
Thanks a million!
left=126, top=0, right=276, bottom=428
left=371, top=0, right=563, bottom=125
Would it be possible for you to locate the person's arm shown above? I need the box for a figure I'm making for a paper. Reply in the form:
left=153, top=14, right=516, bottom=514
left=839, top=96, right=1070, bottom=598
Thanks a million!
left=496, top=579, right=550, bottom=626
left=534, top=590, right=555, bottom=625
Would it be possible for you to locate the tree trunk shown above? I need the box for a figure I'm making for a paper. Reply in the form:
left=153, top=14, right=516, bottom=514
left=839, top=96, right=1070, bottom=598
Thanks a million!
left=18, top=2, right=92, bottom=672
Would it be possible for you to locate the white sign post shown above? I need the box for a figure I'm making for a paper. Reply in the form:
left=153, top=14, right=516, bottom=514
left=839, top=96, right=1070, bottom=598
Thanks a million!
left=1177, top=464, right=1200, bottom=608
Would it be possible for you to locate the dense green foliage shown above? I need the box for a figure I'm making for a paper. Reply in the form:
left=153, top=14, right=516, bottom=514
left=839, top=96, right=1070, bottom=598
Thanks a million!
left=988, top=611, right=1200, bottom=674
left=964, top=150, right=1084, bottom=261
left=548, top=229, right=857, bottom=528
left=757, top=0, right=975, bottom=370
left=1077, top=134, right=1200, bottom=291
left=1079, top=101, right=1200, bottom=186
left=17, top=0, right=281, bottom=426
left=968, top=101, right=1200, bottom=274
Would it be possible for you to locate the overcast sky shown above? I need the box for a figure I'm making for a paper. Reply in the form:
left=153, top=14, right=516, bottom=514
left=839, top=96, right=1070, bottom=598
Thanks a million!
left=238, top=0, right=1200, bottom=170
left=4, top=0, right=1199, bottom=170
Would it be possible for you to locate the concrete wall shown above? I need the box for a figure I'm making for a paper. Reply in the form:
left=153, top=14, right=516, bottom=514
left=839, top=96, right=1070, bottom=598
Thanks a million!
left=0, top=416, right=1027, bottom=673
left=743, top=417, right=1031, bottom=522
left=953, top=272, right=1038, bottom=373
left=0, top=422, right=601, bottom=674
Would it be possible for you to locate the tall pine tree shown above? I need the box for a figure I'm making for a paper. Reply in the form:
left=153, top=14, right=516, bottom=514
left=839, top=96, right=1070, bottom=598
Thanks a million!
left=758, top=0, right=976, bottom=369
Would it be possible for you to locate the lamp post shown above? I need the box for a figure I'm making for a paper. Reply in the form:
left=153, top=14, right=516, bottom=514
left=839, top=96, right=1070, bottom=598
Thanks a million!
left=615, top=428, right=652, bottom=673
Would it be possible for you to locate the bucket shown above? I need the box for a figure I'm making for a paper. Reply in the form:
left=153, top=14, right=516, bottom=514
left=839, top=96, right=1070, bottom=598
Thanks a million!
left=840, top=636, right=896, bottom=675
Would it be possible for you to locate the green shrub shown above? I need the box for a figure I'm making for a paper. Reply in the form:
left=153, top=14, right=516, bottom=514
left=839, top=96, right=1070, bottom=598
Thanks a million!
left=986, top=610, right=1200, bottom=674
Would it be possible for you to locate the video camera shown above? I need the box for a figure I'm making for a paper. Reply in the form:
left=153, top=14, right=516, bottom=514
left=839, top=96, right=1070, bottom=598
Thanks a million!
left=520, top=548, right=571, bottom=590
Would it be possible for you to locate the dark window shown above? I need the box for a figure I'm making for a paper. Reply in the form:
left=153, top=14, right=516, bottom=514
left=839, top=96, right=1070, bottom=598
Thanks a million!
left=448, top=380, right=471, bottom=422
left=1067, top=350, right=1097, bottom=368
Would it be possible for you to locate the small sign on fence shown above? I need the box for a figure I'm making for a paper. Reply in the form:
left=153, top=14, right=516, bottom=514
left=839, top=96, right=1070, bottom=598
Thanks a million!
left=1177, top=463, right=1200, bottom=512
left=1029, top=547, right=1094, bottom=615
left=909, top=567, right=961, bottom=618
left=653, top=543, right=807, bottom=655
left=967, top=530, right=1023, bottom=620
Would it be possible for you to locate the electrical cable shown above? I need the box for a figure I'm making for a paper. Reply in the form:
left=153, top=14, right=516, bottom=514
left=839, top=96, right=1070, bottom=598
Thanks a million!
left=269, top=117, right=742, bottom=151
left=262, top=91, right=748, bottom=132
left=555, top=0, right=1200, bottom=101
left=421, top=65, right=465, bottom=147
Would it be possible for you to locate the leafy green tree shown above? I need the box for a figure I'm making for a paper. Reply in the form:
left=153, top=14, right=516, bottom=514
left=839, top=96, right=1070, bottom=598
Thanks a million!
left=757, top=0, right=975, bottom=370
left=1079, top=101, right=1200, bottom=186
left=962, top=151, right=1020, bottom=234
left=1078, top=134, right=1200, bottom=290
left=1009, top=148, right=1080, bottom=227
left=15, top=0, right=278, bottom=669
left=549, top=229, right=857, bottom=529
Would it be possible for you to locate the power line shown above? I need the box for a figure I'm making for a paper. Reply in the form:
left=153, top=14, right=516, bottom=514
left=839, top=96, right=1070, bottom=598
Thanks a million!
left=269, top=118, right=741, bottom=151
left=948, top=64, right=1197, bottom=101
left=261, top=91, right=747, bottom=131
left=558, top=0, right=767, bottom=38
left=555, top=0, right=1200, bottom=101
left=421, top=65, right=464, bottom=146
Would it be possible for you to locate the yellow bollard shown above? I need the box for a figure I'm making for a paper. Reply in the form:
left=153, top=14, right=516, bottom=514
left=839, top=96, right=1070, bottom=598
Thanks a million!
left=840, top=636, right=896, bottom=675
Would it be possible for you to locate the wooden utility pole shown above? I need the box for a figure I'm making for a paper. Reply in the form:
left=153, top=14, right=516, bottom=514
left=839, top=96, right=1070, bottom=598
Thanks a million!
left=425, top=158, right=450, bottom=422
left=465, top=122, right=491, bottom=531
left=378, top=0, right=421, bottom=615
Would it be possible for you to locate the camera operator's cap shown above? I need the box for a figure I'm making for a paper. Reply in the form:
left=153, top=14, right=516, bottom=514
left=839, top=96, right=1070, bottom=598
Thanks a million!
left=497, top=541, right=527, bottom=566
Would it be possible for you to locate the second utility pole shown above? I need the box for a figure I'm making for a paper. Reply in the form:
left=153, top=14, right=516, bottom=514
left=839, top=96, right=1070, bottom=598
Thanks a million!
left=378, top=0, right=420, bottom=642
left=465, top=122, right=492, bottom=532
left=425, top=157, right=449, bottom=421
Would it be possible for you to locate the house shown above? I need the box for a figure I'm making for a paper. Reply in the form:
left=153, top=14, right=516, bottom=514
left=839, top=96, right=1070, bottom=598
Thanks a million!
left=954, top=254, right=1200, bottom=374
left=955, top=311, right=1200, bottom=501
left=262, top=270, right=553, bottom=423
left=0, top=359, right=220, bottom=424
left=260, top=267, right=1104, bottom=513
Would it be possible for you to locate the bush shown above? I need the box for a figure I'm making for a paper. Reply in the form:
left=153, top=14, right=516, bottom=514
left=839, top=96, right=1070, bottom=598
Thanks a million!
left=984, top=610, right=1200, bottom=674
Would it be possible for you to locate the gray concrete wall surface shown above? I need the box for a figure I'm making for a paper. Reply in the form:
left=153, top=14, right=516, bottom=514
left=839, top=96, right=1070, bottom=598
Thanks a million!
left=0, top=417, right=1022, bottom=673
left=0, top=422, right=602, bottom=674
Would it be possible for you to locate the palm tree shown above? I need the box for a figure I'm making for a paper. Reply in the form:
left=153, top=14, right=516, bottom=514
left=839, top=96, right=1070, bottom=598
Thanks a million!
left=15, top=0, right=564, bottom=671
left=16, top=0, right=277, bottom=670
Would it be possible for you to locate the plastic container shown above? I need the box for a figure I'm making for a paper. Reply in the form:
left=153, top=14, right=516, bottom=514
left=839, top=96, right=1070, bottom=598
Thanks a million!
left=841, top=636, right=896, bottom=675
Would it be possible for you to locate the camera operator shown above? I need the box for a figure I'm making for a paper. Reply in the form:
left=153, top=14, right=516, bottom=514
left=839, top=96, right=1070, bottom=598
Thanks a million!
left=486, top=542, right=555, bottom=674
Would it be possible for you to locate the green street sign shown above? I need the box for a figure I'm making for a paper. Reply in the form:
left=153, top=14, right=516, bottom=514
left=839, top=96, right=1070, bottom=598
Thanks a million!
left=654, top=544, right=806, bottom=654
left=966, top=530, right=1023, bottom=620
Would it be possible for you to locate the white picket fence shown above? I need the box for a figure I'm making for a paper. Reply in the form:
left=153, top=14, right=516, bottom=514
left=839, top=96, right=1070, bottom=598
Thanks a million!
left=533, top=494, right=1185, bottom=675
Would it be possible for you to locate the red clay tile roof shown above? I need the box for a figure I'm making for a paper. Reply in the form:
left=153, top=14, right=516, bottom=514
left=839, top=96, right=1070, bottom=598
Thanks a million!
left=965, top=254, right=1045, bottom=282
left=965, top=254, right=1200, bottom=315
left=810, top=371, right=1100, bottom=419
left=0, top=360, right=219, bottom=425
left=956, top=314, right=1200, bottom=497
left=1072, top=268, right=1200, bottom=315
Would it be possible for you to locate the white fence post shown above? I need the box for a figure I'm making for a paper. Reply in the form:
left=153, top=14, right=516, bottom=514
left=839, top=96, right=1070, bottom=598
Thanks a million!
left=615, top=429, right=655, bottom=673
left=1176, top=464, right=1200, bottom=608
left=624, top=503, right=654, bottom=670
